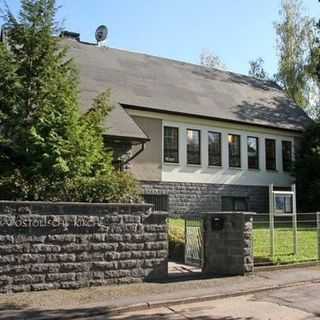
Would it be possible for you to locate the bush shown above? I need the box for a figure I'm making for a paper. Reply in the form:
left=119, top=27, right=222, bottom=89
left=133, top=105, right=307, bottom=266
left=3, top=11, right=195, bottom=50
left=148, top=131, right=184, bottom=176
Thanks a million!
left=168, top=218, right=185, bottom=262
left=0, top=170, right=141, bottom=203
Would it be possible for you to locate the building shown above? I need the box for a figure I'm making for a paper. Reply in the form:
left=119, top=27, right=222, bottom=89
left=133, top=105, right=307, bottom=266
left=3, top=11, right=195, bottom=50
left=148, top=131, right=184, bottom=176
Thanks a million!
left=64, top=35, right=312, bottom=214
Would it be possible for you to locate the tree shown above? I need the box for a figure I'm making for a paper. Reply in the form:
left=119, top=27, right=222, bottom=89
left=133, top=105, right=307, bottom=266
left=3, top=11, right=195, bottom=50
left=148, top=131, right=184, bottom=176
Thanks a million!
left=275, top=0, right=316, bottom=108
left=200, top=49, right=227, bottom=71
left=0, top=0, right=140, bottom=202
left=294, top=123, right=320, bottom=212
left=248, top=57, right=268, bottom=80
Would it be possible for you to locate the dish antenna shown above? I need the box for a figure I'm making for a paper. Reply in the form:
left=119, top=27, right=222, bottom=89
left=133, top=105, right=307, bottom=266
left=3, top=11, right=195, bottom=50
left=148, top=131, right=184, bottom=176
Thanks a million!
left=95, top=25, right=108, bottom=46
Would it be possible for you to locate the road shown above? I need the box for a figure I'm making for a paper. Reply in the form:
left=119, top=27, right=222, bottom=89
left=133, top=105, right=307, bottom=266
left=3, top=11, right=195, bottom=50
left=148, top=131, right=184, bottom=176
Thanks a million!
left=111, top=282, right=320, bottom=320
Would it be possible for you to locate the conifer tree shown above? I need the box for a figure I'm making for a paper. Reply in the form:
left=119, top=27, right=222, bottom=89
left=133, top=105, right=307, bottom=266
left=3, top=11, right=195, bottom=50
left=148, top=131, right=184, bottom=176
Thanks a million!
left=0, top=0, right=139, bottom=201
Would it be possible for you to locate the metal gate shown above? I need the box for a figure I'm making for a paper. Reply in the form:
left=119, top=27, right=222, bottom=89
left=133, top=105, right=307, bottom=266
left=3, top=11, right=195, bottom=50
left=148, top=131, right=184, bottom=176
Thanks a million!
left=184, top=216, right=204, bottom=267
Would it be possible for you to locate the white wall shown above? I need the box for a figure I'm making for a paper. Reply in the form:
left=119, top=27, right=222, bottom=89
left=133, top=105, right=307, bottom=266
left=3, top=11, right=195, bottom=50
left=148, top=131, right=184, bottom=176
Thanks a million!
left=126, top=109, right=299, bottom=187
left=161, top=120, right=295, bottom=187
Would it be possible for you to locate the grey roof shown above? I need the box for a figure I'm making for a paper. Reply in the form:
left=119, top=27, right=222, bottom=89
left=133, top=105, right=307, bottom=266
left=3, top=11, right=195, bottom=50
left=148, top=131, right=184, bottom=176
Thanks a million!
left=101, top=103, right=149, bottom=142
left=65, top=38, right=312, bottom=133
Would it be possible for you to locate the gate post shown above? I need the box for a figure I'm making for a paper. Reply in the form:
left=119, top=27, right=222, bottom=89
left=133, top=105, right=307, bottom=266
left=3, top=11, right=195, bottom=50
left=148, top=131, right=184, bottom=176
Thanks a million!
left=202, top=212, right=255, bottom=276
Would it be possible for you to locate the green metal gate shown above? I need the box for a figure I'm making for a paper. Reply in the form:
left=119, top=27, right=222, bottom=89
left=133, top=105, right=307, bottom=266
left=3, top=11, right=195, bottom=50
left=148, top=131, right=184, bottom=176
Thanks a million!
left=184, top=216, right=204, bottom=268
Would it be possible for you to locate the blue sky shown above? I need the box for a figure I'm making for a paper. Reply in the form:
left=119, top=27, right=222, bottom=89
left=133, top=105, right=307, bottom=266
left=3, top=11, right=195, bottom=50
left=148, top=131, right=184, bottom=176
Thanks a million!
left=2, top=0, right=320, bottom=75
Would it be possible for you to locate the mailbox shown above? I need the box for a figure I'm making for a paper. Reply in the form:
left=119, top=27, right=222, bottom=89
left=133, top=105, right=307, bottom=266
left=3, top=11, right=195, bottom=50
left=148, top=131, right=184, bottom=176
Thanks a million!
left=211, top=216, right=225, bottom=231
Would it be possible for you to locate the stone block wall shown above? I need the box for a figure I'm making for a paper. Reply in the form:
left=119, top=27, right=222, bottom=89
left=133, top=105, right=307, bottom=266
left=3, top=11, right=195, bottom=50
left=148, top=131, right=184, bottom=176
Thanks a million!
left=141, top=181, right=268, bottom=214
left=202, top=212, right=254, bottom=276
left=0, top=202, right=168, bottom=294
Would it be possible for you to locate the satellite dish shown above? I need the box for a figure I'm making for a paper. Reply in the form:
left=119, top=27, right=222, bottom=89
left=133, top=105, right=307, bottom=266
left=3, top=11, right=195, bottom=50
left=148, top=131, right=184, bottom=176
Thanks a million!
left=95, top=25, right=108, bottom=43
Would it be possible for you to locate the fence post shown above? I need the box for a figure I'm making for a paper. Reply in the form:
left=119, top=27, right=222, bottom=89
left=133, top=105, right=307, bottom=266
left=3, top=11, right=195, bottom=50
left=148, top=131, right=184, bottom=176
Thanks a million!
left=269, top=185, right=275, bottom=257
left=317, top=212, right=320, bottom=261
left=292, top=185, right=297, bottom=255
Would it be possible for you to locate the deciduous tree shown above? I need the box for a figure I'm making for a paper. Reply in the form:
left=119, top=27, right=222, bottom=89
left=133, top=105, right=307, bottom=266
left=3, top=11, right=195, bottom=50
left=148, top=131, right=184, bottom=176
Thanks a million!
left=275, top=0, right=316, bottom=108
left=200, top=49, right=227, bottom=71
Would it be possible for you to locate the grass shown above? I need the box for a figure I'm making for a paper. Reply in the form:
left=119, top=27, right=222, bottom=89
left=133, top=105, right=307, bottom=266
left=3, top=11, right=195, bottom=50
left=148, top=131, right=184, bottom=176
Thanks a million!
left=168, top=218, right=319, bottom=266
left=253, top=227, right=318, bottom=265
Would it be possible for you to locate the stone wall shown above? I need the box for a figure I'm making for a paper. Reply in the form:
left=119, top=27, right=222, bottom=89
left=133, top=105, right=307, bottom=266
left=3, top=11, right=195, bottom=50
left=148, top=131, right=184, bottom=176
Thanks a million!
left=0, top=202, right=168, bottom=294
left=142, top=181, right=268, bottom=214
left=202, top=212, right=254, bottom=276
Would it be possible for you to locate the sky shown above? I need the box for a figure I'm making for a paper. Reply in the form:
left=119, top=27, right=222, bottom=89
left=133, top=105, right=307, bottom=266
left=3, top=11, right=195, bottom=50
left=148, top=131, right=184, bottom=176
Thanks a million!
left=2, top=0, right=320, bottom=76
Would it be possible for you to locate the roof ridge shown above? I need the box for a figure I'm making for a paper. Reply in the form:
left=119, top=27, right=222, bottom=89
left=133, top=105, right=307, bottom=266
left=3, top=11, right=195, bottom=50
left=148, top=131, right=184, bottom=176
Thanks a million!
left=66, top=38, right=281, bottom=92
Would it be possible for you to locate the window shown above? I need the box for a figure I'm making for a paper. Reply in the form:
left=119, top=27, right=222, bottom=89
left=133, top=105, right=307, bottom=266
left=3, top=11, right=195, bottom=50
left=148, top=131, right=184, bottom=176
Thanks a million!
left=143, top=194, right=169, bottom=212
left=187, top=129, right=201, bottom=165
left=282, top=141, right=292, bottom=172
left=222, top=197, right=248, bottom=211
left=247, top=136, right=259, bottom=169
left=228, top=134, right=241, bottom=168
left=265, top=139, right=276, bottom=170
left=208, top=131, right=221, bottom=166
left=164, top=126, right=179, bottom=163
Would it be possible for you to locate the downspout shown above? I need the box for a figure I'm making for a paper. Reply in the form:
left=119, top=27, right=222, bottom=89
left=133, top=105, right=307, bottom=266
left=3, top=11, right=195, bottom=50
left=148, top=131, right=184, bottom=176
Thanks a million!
left=122, top=142, right=145, bottom=166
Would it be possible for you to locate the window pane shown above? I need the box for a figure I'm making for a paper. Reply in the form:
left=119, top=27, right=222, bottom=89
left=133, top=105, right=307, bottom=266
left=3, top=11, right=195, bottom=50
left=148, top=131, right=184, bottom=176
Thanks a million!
left=208, top=131, right=221, bottom=166
left=265, top=139, right=276, bottom=170
left=221, top=197, right=234, bottom=211
left=282, top=141, right=292, bottom=172
left=164, top=127, right=179, bottom=163
left=248, top=136, right=259, bottom=169
left=228, top=134, right=241, bottom=168
left=234, top=198, right=248, bottom=211
left=222, top=197, right=248, bottom=211
left=187, top=129, right=201, bottom=165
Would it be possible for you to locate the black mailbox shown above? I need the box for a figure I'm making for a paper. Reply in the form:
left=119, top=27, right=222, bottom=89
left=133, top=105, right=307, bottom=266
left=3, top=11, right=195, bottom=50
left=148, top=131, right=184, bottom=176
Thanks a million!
left=211, top=216, right=225, bottom=231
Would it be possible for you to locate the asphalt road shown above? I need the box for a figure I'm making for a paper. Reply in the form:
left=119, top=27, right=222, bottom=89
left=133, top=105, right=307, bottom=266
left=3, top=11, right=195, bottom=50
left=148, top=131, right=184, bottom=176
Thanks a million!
left=111, top=282, right=320, bottom=320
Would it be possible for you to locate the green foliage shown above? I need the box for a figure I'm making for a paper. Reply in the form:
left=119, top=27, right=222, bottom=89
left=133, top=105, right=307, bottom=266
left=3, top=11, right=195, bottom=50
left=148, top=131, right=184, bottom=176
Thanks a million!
left=248, top=57, right=268, bottom=80
left=168, top=218, right=185, bottom=262
left=294, top=123, right=320, bottom=212
left=275, top=0, right=316, bottom=108
left=0, top=0, right=141, bottom=203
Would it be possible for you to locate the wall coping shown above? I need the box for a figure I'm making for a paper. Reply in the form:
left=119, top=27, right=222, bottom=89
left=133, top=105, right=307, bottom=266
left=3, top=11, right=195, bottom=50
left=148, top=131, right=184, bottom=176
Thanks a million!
left=0, top=200, right=152, bottom=207
left=0, top=201, right=154, bottom=216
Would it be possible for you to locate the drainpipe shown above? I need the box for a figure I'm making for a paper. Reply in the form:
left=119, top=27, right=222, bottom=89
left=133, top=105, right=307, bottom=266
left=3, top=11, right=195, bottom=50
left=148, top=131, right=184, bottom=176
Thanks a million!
left=122, top=142, right=145, bottom=166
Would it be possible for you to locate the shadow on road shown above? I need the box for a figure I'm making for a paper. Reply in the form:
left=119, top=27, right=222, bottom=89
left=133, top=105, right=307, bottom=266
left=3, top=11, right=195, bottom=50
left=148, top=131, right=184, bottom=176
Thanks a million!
left=0, top=303, right=256, bottom=320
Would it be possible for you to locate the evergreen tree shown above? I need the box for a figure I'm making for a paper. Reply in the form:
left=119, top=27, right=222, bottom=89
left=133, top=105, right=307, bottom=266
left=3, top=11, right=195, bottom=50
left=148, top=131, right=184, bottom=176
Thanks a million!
left=0, top=0, right=140, bottom=201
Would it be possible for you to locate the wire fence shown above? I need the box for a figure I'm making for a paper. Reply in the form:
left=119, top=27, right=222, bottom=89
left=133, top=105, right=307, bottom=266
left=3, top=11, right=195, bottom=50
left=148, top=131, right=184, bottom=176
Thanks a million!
left=253, top=213, right=320, bottom=266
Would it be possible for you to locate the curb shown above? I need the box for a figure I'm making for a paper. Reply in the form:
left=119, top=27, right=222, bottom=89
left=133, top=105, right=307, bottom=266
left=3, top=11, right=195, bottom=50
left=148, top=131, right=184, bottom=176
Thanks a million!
left=108, top=278, right=320, bottom=315
left=254, top=261, right=320, bottom=272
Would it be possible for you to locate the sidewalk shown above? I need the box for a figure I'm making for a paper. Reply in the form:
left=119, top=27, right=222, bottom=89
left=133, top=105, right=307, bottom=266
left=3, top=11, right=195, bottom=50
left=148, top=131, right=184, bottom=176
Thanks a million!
left=0, top=265, right=319, bottom=319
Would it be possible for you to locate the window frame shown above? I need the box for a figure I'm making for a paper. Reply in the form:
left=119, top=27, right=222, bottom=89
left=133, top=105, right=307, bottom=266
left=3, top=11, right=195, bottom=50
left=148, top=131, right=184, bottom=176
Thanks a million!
left=186, top=129, right=201, bottom=165
left=163, top=126, right=179, bottom=164
left=228, top=134, right=241, bottom=168
left=265, top=138, right=277, bottom=171
left=247, top=136, right=259, bottom=170
left=208, top=131, right=222, bottom=167
left=282, top=140, right=292, bottom=172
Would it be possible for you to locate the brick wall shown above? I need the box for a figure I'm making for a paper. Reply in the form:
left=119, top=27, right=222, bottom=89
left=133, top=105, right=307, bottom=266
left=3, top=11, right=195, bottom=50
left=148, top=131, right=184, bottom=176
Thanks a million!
left=141, top=181, right=268, bottom=214
left=0, top=202, right=168, bottom=294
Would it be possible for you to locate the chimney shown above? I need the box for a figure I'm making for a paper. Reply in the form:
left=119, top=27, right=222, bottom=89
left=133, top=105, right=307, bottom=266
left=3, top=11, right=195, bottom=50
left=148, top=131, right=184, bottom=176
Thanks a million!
left=60, top=30, right=80, bottom=41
